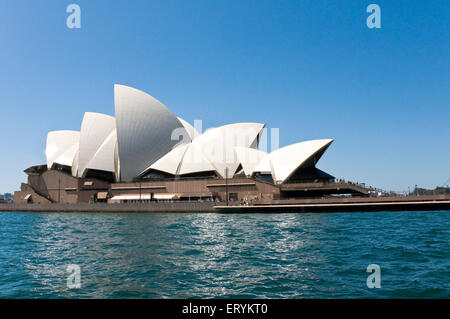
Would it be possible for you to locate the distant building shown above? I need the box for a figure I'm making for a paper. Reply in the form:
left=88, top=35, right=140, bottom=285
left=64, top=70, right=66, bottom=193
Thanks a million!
left=0, top=193, right=13, bottom=203
left=14, top=85, right=369, bottom=204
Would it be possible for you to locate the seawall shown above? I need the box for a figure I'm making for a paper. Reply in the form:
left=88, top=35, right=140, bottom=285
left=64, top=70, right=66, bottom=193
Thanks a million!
left=1, top=195, right=450, bottom=213
left=0, top=202, right=216, bottom=213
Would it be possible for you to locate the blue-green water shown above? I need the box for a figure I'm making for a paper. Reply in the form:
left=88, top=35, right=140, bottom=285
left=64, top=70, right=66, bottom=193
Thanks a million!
left=0, top=211, right=449, bottom=298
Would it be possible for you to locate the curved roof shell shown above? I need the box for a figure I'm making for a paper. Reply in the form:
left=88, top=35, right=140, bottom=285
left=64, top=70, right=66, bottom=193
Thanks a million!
left=84, top=129, right=117, bottom=175
left=178, top=117, right=199, bottom=141
left=114, top=84, right=191, bottom=181
left=252, top=155, right=272, bottom=175
left=253, top=139, right=333, bottom=183
left=149, top=143, right=190, bottom=175
left=45, top=130, right=80, bottom=169
left=235, top=147, right=269, bottom=176
left=195, top=123, right=264, bottom=178
left=147, top=123, right=264, bottom=178
left=177, top=142, right=217, bottom=175
left=76, top=112, right=116, bottom=177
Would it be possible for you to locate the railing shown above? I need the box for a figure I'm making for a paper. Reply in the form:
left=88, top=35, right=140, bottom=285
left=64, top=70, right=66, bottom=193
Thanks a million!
left=0, top=201, right=218, bottom=213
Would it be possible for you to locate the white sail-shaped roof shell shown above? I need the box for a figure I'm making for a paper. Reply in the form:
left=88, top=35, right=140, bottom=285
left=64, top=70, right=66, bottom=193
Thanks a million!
left=148, top=142, right=216, bottom=176
left=54, top=143, right=79, bottom=168
left=253, top=139, right=333, bottom=183
left=76, top=112, right=116, bottom=177
left=252, top=155, right=272, bottom=174
left=178, top=117, right=199, bottom=141
left=147, top=123, right=264, bottom=178
left=196, top=123, right=264, bottom=178
left=71, top=151, right=79, bottom=176
left=177, top=142, right=217, bottom=175
left=235, top=147, right=269, bottom=176
left=45, top=131, right=80, bottom=169
left=149, top=143, right=190, bottom=175
left=114, top=84, right=191, bottom=181
left=84, top=129, right=117, bottom=175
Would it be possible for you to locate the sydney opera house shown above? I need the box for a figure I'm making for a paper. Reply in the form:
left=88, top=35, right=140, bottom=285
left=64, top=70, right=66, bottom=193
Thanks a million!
left=14, top=85, right=368, bottom=204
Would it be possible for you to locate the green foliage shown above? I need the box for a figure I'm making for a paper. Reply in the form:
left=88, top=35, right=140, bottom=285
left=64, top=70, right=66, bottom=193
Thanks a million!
left=412, top=187, right=450, bottom=196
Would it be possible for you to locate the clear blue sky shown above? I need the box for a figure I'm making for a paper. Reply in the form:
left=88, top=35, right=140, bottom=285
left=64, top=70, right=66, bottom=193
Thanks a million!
left=0, top=0, right=448, bottom=194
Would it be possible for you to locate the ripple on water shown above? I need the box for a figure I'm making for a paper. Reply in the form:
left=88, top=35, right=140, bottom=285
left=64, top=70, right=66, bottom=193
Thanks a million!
left=0, top=211, right=448, bottom=298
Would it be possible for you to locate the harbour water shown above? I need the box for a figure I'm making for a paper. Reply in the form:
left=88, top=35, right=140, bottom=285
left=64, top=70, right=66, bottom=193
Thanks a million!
left=0, top=211, right=448, bottom=298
